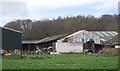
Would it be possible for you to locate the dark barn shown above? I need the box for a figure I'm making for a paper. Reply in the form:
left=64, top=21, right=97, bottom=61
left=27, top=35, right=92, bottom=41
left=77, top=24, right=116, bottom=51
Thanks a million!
left=0, top=27, right=22, bottom=51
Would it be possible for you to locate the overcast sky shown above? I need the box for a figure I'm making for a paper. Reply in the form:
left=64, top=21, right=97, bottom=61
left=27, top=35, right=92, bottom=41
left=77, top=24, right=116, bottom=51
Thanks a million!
left=0, top=0, right=119, bottom=26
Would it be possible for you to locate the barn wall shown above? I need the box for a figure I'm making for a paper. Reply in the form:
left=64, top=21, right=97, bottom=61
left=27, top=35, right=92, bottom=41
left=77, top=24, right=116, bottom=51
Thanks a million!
left=115, top=45, right=120, bottom=48
left=0, top=28, right=2, bottom=71
left=55, top=42, right=83, bottom=53
left=2, top=28, right=22, bottom=50
left=0, top=28, right=2, bottom=49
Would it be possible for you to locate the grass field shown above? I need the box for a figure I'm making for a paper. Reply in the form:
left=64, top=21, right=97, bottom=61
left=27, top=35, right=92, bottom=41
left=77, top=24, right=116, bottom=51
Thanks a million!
left=2, top=54, right=119, bottom=69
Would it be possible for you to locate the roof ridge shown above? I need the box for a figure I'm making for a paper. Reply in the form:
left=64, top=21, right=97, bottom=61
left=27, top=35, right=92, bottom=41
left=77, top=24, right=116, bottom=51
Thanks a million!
left=0, top=26, right=22, bottom=33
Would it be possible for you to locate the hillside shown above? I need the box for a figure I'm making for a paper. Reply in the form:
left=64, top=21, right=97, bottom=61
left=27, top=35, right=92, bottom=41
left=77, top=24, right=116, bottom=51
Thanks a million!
left=4, top=14, right=118, bottom=40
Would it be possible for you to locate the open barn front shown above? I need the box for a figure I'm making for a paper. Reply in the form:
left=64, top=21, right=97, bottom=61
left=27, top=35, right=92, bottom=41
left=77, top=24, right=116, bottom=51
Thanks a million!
left=22, top=44, right=37, bottom=54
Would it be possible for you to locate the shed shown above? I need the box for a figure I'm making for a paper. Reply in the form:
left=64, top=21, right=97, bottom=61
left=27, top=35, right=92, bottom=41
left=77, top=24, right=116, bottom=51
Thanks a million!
left=55, top=30, right=118, bottom=53
left=37, top=34, right=67, bottom=48
left=0, top=27, right=22, bottom=50
left=22, top=34, right=67, bottom=52
left=22, top=40, right=38, bottom=51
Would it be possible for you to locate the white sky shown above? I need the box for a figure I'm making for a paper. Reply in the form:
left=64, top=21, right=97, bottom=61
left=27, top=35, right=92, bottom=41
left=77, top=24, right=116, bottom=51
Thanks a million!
left=0, top=0, right=119, bottom=26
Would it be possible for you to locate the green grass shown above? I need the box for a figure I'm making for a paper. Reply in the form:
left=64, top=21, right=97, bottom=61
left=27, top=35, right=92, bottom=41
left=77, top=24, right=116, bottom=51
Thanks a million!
left=2, top=54, right=119, bottom=69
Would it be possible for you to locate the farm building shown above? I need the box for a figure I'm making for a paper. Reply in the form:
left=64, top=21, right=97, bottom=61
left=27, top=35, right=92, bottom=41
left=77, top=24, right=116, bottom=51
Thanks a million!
left=22, top=30, right=118, bottom=54
left=0, top=27, right=22, bottom=51
left=22, top=40, right=38, bottom=52
left=55, top=30, right=118, bottom=53
left=22, top=34, right=67, bottom=53
left=101, top=34, right=120, bottom=54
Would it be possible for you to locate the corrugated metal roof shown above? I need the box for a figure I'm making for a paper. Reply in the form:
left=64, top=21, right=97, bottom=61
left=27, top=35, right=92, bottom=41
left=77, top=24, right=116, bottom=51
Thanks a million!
left=89, top=31, right=118, bottom=41
left=65, top=30, right=117, bottom=40
left=108, top=35, right=119, bottom=44
left=22, top=40, right=38, bottom=44
left=63, top=30, right=118, bottom=44
left=66, top=30, right=86, bottom=38
left=37, top=34, right=67, bottom=43
left=90, top=31, right=117, bottom=37
left=22, top=34, right=67, bottom=44
left=95, top=32, right=104, bottom=37
left=22, top=30, right=118, bottom=45
left=0, top=26, right=22, bottom=33
left=108, top=31, right=116, bottom=36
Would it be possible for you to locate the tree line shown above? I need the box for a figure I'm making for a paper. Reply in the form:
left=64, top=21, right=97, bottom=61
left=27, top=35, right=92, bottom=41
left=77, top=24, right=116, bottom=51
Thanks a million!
left=4, top=14, right=118, bottom=40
